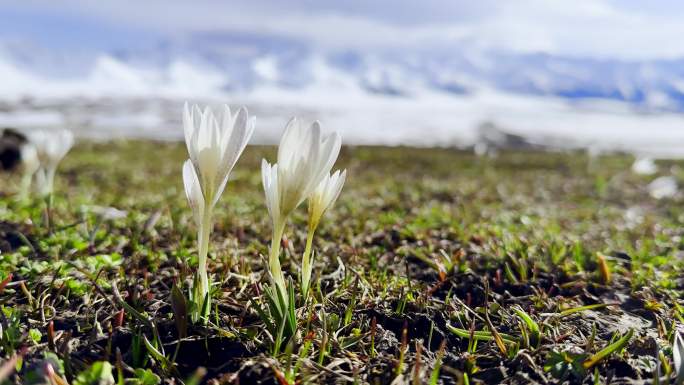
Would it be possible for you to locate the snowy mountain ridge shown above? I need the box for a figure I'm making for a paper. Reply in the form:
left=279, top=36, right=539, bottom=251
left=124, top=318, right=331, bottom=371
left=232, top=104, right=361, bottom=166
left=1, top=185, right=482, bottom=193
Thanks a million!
left=3, top=35, right=684, bottom=113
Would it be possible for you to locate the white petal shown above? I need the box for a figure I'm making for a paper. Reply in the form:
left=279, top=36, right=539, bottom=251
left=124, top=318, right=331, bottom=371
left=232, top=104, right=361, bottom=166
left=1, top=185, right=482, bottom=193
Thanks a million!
left=261, top=159, right=280, bottom=225
left=221, top=106, right=249, bottom=171
left=182, top=160, right=205, bottom=226
left=28, top=129, right=73, bottom=170
left=20, top=144, right=40, bottom=174
left=675, top=331, right=684, bottom=382
left=182, top=102, right=197, bottom=162
left=310, top=169, right=346, bottom=224
left=58, top=129, right=74, bottom=155
left=197, top=107, right=212, bottom=153
left=271, top=118, right=344, bottom=218
left=318, top=132, right=341, bottom=178
left=327, top=169, right=346, bottom=208
left=212, top=106, right=254, bottom=207
left=305, top=130, right=340, bottom=198
left=221, top=104, right=233, bottom=136
left=278, top=117, right=301, bottom=170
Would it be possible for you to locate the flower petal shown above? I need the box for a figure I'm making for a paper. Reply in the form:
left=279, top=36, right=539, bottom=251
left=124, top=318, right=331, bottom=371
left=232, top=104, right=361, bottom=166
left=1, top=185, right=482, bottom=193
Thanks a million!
left=211, top=106, right=255, bottom=207
left=675, top=331, right=684, bottom=383
left=261, top=159, right=280, bottom=226
left=182, top=159, right=205, bottom=226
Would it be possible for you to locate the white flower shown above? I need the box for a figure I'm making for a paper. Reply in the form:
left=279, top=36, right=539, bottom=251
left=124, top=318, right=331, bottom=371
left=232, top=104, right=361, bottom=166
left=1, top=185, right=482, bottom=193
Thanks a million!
left=17, top=144, right=40, bottom=198
left=301, top=169, right=346, bottom=296
left=675, top=330, right=684, bottom=384
left=261, top=160, right=280, bottom=227
left=648, top=176, right=678, bottom=200
left=29, top=129, right=74, bottom=170
left=182, top=159, right=205, bottom=226
left=308, top=169, right=346, bottom=230
left=19, top=144, right=40, bottom=176
left=183, top=103, right=255, bottom=208
left=261, top=118, right=342, bottom=303
left=265, top=118, right=341, bottom=224
left=632, top=157, right=657, bottom=175
left=28, top=129, right=74, bottom=196
left=181, top=102, right=255, bottom=324
left=83, top=205, right=128, bottom=220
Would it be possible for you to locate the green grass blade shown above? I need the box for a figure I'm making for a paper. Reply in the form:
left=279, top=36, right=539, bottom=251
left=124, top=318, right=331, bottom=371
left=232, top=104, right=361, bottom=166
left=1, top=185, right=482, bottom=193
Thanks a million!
left=559, top=303, right=617, bottom=318
left=583, top=329, right=633, bottom=369
left=512, top=306, right=541, bottom=347
left=446, top=324, right=518, bottom=344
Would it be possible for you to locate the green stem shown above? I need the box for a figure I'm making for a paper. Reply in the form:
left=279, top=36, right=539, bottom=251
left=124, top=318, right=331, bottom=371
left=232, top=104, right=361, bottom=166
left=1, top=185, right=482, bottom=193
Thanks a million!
left=196, top=206, right=213, bottom=320
left=44, top=193, right=53, bottom=235
left=301, top=226, right=316, bottom=298
left=269, top=221, right=287, bottom=304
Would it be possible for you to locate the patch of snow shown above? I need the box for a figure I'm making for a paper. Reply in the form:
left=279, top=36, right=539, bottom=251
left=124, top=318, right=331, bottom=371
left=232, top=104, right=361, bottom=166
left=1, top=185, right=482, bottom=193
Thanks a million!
left=648, top=176, right=678, bottom=199
left=632, top=157, right=657, bottom=175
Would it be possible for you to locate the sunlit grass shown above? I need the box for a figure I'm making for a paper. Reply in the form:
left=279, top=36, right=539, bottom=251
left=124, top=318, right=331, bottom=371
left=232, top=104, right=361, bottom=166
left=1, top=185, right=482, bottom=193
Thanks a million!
left=0, top=141, right=682, bottom=383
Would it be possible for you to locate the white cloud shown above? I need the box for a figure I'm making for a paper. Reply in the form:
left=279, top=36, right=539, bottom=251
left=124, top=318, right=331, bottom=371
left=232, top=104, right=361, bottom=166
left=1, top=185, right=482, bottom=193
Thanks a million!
left=4, top=0, right=684, bottom=59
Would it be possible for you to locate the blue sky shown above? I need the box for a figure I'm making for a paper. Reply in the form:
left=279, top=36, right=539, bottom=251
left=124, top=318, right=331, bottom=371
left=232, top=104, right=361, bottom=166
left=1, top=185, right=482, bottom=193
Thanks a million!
left=1, top=0, right=684, bottom=60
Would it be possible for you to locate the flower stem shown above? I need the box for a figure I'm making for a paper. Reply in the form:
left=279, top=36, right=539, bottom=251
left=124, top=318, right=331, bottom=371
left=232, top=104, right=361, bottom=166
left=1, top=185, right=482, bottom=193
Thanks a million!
left=45, top=167, right=56, bottom=196
left=268, top=220, right=287, bottom=304
left=301, top=225, right=316, bottom=298
left=44, top=193, right=53, bottom=235
left=196, top=206, right=213, bottom=320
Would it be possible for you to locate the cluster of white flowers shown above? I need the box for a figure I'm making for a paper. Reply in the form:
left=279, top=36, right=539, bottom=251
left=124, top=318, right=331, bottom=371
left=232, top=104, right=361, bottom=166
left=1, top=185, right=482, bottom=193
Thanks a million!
left=11, top=104, right=346, bottom=324
left=181, top=104, right=345, bottom=321
left=261, top=118, right=344, bottom=299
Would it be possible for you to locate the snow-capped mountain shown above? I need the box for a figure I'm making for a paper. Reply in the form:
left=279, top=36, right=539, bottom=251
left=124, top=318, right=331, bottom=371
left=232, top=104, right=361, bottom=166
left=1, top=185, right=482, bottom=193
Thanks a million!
left=3, top=32, right=684, bottom=112
left=2, top=33, right=684, bottom=153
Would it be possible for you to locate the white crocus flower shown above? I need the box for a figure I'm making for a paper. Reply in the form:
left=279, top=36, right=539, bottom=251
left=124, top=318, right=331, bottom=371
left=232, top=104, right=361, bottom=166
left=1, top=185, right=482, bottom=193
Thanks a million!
left=275, top=118, right=341, bottom=217
left=261, top=160, right=280, bottom=228
left=28, top=129, right=74, bottom=197
left=182, top=103, right=254, bottom=323
left=301, top=170, right=346, bottom=296
left=85, top=205, right=128, bottom=221
left=183, top=103, right=255, bottom=207
left=261, top=118, right=341, bottom=302
left=308, top=170, right=346, bottom=231
left=18, top=144, right=40, bottom=198
left=261, top=160, right=288, bottom=295
left=183, top=160, right=205, bottom=228
left=675, top=330, right=684, bottom=384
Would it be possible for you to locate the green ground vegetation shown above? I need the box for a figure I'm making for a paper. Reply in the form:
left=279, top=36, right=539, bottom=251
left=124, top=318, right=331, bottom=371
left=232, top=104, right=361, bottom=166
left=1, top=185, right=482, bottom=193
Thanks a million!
left=0, top=141, right=682, bottom=384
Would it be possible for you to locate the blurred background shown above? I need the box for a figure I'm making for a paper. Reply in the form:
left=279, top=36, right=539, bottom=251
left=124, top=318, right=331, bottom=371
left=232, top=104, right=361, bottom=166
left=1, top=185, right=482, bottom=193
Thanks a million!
left=2, top=0, right=684, bottom=155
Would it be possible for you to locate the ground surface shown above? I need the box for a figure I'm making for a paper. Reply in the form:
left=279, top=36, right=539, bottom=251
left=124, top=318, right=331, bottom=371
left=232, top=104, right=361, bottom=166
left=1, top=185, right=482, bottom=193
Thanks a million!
left=0, top=141, right=682, bottom=384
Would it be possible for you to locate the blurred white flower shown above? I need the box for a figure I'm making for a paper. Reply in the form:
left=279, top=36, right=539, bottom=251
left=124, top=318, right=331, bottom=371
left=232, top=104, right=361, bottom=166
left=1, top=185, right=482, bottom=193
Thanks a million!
left=83, top=205, right=128, bottom=220
left=20, top=144, right=40, bottom=175
left=675, top=330, right=684, bottom=384
left=18, top=144, right=39, bottom=197
left=181, top=103, right=254, bottom=323
left=648, top=176, right=677, bottom=199
left=623, top=206, right=644, bottom=229
left=28, top=129, right=74, bottom=196
left=632, top=157, right=657, bottom=175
